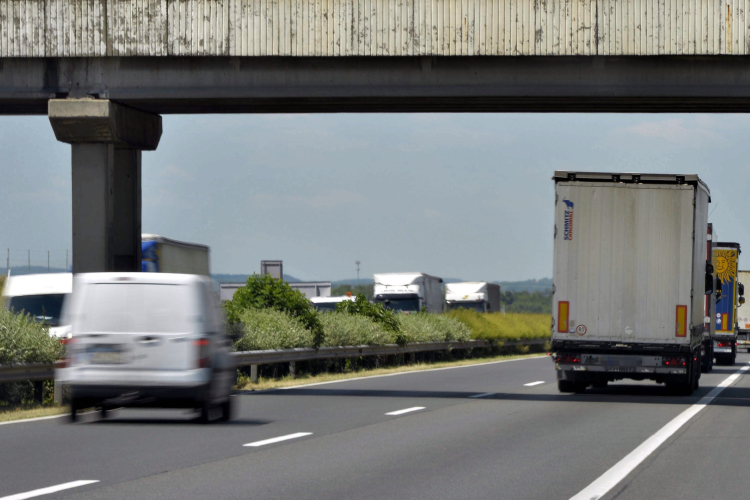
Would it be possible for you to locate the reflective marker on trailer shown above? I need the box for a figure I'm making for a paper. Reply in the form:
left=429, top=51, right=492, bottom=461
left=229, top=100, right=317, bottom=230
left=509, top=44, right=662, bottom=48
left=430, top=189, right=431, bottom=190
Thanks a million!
left=558, top=301, right=569, bottom=333
left=675, top=305, right=687, bottom=337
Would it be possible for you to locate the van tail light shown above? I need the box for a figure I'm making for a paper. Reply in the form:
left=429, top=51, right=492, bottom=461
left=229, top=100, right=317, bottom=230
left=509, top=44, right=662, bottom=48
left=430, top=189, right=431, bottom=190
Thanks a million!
left=555, top=353, right=580, bottom=364
left=194, top=338, right=211, bottom=369
left=59, top=337, right=74, bottom=368
left=663, top=357, right=686, bottom=367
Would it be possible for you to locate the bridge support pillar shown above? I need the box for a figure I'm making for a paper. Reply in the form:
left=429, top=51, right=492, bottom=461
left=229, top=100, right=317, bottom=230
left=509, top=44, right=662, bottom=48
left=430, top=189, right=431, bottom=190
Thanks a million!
left=48, top=99, right=162, bottom=273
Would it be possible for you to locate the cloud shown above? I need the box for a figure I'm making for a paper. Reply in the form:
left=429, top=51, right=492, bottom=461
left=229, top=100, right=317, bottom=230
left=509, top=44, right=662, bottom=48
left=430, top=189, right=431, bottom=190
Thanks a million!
left=615, top=118, right=724, bottom=147
left=252, top=189, right=368, bottom=209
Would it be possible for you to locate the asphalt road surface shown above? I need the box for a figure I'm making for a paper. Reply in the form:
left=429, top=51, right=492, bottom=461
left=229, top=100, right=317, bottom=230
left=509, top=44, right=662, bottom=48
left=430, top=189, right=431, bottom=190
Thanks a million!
left=3, top=352, right=750, bottom=500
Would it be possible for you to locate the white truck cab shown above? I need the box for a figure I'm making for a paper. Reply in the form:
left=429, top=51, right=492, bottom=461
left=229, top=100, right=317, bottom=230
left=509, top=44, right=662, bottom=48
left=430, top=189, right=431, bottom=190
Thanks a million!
left=2, top=273, right=72, bottom=338
left=61, top=273, right=236, bottom=423
left=310, top=295, right=355, bottom=312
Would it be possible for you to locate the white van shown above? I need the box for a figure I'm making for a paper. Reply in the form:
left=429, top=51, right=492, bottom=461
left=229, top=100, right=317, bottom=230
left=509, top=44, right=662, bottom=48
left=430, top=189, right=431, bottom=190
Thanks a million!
left=62, top=273, right=236, bottom=423
left=2, top=273, right=72, bottom=338
left=310, top=295, right=355, bottom=312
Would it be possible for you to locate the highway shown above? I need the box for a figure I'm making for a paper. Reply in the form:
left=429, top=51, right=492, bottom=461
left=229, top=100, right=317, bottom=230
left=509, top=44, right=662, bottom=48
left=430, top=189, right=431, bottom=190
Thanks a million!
left=2, top=354, right=750, bottom=500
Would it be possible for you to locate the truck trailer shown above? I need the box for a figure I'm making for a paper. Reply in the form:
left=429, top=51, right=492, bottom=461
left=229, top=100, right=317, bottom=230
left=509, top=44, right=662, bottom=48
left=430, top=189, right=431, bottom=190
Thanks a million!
left=551, top=171, right=712, bottom=395
left=736, top=270, right=750, bottom=352
left=444, top=282, right=501, bottom=313
left=712, top=242, right=744, bottom=364
left=373, top=273, right=443, bottom=313
left=141, top=234, right=210, bottom=276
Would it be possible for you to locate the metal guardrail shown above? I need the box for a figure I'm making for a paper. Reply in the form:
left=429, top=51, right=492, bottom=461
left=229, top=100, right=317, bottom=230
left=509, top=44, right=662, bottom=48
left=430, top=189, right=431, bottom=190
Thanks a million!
left=0, top=339, right=548, bottom=385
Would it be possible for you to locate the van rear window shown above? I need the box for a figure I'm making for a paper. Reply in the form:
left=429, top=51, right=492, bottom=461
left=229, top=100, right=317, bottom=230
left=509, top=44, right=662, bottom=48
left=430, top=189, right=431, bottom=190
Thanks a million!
left=77, top=283, right=194, bottom=334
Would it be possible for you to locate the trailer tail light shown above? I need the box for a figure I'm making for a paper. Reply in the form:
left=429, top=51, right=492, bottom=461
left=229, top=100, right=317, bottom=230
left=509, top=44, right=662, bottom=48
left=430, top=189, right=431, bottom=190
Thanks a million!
left=663, top=357, right=686, bottom=367
left=717, top=341, right=731, bottom=348
left=194, top=338, right=211, bottom=369
left=675, top=305, right=687, bottom=337
left=555, top=354, right=581, bottom=364
left=558, top=301, right=569, bottom=333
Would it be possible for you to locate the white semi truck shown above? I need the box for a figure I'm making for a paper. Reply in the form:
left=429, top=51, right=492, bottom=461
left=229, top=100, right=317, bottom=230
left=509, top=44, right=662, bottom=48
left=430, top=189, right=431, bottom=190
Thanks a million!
left=735, top=270, right=750, bottom=352
left=444, top=282, right=501, bottom=313
left=141, top=234, right=210, bottom=275
left=373, top=273, right=443, bottom=313
left=551, top=171, right=713, bottom=395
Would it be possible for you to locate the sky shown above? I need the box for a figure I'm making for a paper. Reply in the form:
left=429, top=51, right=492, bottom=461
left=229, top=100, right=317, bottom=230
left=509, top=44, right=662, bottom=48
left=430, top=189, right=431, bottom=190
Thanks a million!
left=1, top=113, right=749, bottom=282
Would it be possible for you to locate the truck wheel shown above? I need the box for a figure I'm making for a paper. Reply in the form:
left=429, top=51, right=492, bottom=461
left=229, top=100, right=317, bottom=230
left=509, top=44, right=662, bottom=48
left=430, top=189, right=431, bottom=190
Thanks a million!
left=573, top=383, right=588, bottom=394
left=558, top=380, right=575, bottom=393
left=667, top=382, right=694, bottom=396
left=219, top=397, right=234, bottom=422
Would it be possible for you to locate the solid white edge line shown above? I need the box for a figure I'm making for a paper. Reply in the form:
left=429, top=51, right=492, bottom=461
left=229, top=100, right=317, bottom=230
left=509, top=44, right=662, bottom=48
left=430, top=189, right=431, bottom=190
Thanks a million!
left=0, top=480, right=99, bottom=500
left=385, top=407, right=426, bottom=416
left=524, top=381, right=545, bottom=387
left=469, top=392, right=495, bottom=398
left=570, top=364, right=750, bottom=500
left=0, top=410, right=99, bottom=427
left=275, top=355, right=548, bottom=391
left=243, top=432, right=313, bottom=447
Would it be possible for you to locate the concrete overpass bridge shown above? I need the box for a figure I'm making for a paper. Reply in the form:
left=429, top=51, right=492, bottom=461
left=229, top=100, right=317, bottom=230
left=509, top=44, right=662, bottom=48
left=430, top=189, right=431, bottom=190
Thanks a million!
left=2, top=0, right=749, bottom=272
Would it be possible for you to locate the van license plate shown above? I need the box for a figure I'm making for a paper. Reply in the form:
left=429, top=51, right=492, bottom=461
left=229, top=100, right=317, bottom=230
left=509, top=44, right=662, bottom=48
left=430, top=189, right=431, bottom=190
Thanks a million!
left=607, top=367, right=636, bottom=373
left=89, top=346, right=124, bottom=365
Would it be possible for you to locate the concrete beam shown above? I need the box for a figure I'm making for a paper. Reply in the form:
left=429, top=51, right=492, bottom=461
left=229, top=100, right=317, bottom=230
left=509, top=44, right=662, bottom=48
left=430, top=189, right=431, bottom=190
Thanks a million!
left=5, top=56, right=750, bottom=114
left=49, top=99, right=162, bottom=150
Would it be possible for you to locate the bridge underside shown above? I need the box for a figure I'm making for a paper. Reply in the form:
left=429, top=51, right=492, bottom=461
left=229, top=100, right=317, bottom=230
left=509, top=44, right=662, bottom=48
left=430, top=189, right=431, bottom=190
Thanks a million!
left=3, top=55, right=750, bottom=114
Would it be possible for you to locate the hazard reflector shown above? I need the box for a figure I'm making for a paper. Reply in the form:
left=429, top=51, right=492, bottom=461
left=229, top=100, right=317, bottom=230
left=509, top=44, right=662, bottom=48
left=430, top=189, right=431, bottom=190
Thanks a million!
left=558, top=301, right=569, bottom=333
left=675, top=305, right=687, bottom=337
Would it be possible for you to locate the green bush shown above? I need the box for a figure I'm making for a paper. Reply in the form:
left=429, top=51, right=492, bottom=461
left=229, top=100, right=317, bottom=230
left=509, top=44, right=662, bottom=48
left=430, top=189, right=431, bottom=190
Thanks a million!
left=320, top=312, right=393, bottom=347
left=399, top=313, right=472, bottom=344
left=234, top=308, right=314, bottom=351
left=226, top=274, right=324, bottom=347
left=0, top=308, right=64, bottom=407
left=336, top=294, right=401, bottom=333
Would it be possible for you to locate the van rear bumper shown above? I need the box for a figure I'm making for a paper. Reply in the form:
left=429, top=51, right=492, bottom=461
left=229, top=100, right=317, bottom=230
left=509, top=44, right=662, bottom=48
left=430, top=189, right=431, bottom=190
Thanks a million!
left=71, top=383, right=209, bottom=409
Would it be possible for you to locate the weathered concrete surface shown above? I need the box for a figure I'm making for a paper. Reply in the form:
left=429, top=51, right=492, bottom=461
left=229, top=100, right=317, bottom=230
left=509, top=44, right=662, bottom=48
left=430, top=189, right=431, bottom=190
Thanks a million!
left=1, top=0, right=749, bottom=58
left=49, top=99, right=162, bottom=150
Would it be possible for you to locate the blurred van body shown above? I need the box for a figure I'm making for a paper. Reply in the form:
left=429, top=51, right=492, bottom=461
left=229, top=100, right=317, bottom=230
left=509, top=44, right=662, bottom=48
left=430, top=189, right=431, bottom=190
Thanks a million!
left=2, top=273, right=72, bottom=338
left=63, top=273, right=235, bottom=422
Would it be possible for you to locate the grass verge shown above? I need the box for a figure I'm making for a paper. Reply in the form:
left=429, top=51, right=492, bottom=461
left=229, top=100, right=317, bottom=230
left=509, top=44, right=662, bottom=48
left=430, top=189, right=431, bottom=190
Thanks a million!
left=236, top=352, right=547, bottom=392
left=0, top=404, right=68, bottom=423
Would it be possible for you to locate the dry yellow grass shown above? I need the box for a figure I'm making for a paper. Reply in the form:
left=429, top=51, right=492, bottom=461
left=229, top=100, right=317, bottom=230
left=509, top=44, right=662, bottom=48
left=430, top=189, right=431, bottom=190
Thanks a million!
left=236, top=352, right=547, bottom=392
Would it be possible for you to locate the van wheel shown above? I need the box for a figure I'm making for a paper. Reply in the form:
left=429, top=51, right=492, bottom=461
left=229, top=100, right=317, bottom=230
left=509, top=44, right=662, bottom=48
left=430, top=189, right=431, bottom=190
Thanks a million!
left=558, top=380, right=575, bottom=393
left=100, top=407, right=108, bottom=420
left=70, top=399, right=79, bottom=423
left=199, top=401, right=212, bottom=424
left=220, top=397, right=233, bottom=422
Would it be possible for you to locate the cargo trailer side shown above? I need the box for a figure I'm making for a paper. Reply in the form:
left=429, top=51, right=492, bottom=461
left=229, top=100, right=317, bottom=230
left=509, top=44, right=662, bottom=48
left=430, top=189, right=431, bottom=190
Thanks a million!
left=736, top=270, right=750, bottom=352
left=551, top=172, right=709, bottom=395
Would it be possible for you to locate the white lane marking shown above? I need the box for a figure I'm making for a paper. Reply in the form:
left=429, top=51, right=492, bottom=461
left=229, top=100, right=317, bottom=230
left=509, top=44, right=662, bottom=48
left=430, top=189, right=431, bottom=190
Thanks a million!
left=570, top=364, right=750, bottom=500
left=0, top=415, right=66, bottom=426
left=469, top=392, right=495, bottom=399
left=0, top=410, right=98, bottom=427
left=524, top=381, right=545, bottom=387
left=243, top=432, right=312, bottom=447
left=386, top=407, right=426, bottom=416
left=0, top=480, right=99, bottom=500
left=275, top=355, right=547, bottom=391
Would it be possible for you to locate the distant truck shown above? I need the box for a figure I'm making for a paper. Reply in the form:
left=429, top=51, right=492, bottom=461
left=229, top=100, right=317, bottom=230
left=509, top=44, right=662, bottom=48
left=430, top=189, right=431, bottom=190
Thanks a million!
left=373, top=273, right=443, bottom=313
left=736, top=270, right=750, bottom=352
left=2, top=273, right=72, bottom=338
left=141, top=234, right=210, bottom=275
left=310, top=295, right=355, bottom=312
left=444, top=282, right=501, bottom=313
left=551, top=171, right=712, bottom=395
left=712, top=242, right=744, bottom=364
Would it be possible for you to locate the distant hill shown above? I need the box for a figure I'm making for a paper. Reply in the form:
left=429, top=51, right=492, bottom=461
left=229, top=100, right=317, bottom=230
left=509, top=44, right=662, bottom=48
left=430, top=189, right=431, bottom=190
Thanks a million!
left=212, top=273, right=301, bottom=283
left=495, top=278, right=552, bottom=293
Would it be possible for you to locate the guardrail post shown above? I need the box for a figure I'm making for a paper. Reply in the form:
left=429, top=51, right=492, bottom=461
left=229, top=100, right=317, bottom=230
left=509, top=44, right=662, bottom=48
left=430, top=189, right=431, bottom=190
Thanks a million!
left=33, top=381, right=43, bottom=404
left=54, top=380, right=63, bottom=404
left=250, top=364, right=258, bottom=383
left=289, top=361, right=296, bottom=378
